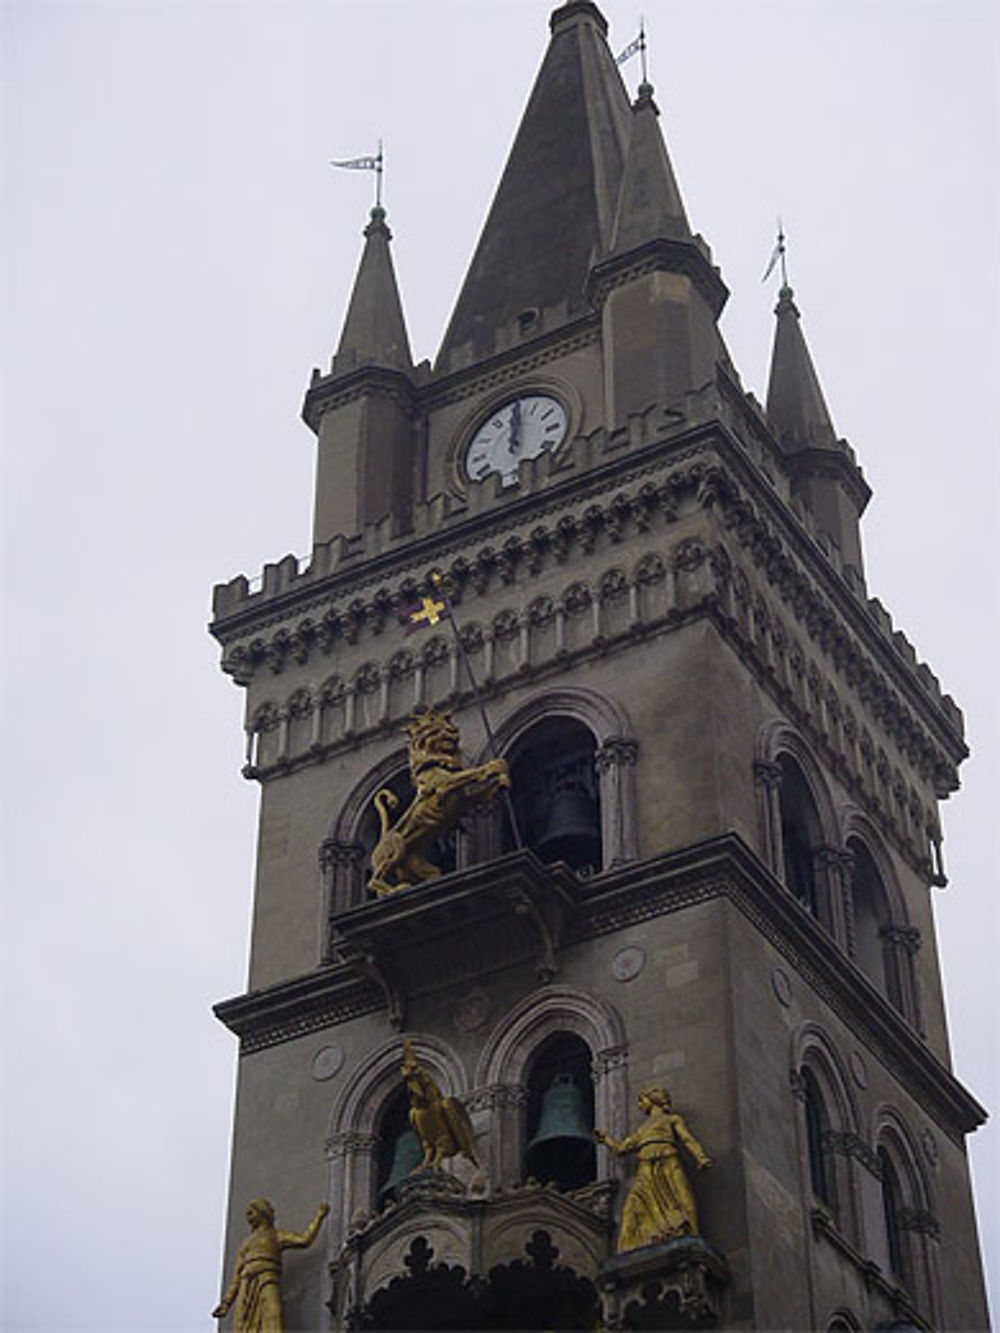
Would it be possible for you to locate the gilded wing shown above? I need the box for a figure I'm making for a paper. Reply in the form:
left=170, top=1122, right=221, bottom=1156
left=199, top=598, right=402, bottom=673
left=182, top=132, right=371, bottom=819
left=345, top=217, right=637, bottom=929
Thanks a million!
left=441, top=1095, right=478, bottom=1165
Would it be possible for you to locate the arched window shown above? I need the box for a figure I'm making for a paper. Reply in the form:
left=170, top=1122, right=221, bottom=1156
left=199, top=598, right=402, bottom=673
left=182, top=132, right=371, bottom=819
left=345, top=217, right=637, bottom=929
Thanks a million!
left=793, top=1034, right=861, bottom=1245
left=503, top=718, right=602, bottom=875
left=355, top=766, right=459, bottom=890
left=779, top=756, right=823, bottom=919
left=522, top=1032, right=596, bottom=1191
left=873, top=1121, right=939, bottom=1320
left=848, top=839, right=905, bottom=1008
left=878, top=1145, right=907, bottom=1285
left=373, top=1087, right=421, bottom=1211
left=802, top=1067, right=834, bottom=1210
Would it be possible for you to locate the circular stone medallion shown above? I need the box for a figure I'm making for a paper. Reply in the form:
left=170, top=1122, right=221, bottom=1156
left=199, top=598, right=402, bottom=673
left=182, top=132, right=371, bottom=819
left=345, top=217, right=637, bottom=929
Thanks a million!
left=849, top=1050, right=868, bottom=1089
left=613, top=945, right=646, bottom=982
left=453, top=989, right=491, bottom=1033
left=771, top=967, right=792, bottom=1007
left=921, top=1127, right=938, bottom=1166
left=311, top=1044, right=345, bottom=1082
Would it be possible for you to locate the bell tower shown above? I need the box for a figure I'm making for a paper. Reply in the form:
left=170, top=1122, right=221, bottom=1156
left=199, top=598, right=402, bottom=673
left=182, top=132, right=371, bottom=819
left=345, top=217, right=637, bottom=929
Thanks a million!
left=211, top=4, right=988, bottom=1330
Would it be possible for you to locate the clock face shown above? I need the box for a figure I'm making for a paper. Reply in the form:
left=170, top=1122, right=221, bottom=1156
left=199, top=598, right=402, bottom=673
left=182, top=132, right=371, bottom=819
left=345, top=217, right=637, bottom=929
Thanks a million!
left=464, top=394, right=568, bottom=488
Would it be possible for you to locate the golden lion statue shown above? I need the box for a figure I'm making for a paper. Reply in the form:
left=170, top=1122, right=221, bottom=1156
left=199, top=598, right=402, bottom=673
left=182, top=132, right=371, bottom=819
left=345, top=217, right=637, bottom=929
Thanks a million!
left=368, top=706, right=510, bottom=896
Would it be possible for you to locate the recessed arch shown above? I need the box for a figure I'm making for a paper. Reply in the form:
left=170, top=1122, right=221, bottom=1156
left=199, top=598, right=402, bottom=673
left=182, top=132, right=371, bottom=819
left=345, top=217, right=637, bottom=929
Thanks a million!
left=756, top=717, right=839, bottom=846
left=328, top=746, right=411, bottom=845
left=479, top=688, right=638, bottom=870
left=476, top=984, right=627, bottom=1090
left=330, top=1032, right=469, bottom=1140
left=476, top=985, right=628, bottom=1191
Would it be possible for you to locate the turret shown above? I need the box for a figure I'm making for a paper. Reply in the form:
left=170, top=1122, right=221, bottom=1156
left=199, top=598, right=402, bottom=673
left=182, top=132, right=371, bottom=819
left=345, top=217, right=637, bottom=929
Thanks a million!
left=590, top=79, right=729, bottom=426
left=304, top=205, right=416, bottom=542
left=766, top=284, right=870, bottom=589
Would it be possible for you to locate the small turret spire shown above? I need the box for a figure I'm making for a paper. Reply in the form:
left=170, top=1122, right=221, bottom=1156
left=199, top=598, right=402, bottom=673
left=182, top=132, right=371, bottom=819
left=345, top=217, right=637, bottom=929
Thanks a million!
left=609, top=77, right=690, bottom=252
left=765, top=283, right=837, bottom=451
left=332, top=205, right=413, bottom=376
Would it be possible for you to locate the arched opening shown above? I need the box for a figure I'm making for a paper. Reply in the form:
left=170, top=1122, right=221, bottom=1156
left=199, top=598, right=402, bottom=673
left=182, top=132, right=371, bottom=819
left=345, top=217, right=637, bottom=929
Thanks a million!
left=355, top=766, right=459, bottom=895
left=878, top=1145, right=908, bottom=1286
left=362, top=1232, right=599, bottom=1331
left=778, top=756, right=823, bottom=919
left=502, top=718, right=602, bottom=875
left=849, top=839, right=903, bottom=1009
left=801, top=1067, right=835, bottom=1212
left=373, top=1086, right=421, bottom=1211
left=523, top=1033, right=596, bottom=1191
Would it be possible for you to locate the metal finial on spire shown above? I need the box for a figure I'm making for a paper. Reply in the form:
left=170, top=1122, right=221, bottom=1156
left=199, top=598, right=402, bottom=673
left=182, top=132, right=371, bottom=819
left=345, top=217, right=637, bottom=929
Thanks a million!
left=616, top=16, right=647, bottom=81
left=762, top=219, right=790, bottom=292
left=330, top=141, right=384, bottom=211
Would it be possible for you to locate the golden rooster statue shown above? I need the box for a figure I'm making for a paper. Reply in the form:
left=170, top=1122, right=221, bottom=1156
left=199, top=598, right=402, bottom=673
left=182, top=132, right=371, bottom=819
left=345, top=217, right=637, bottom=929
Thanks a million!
left=401, top=1040, right=478, bottom=1171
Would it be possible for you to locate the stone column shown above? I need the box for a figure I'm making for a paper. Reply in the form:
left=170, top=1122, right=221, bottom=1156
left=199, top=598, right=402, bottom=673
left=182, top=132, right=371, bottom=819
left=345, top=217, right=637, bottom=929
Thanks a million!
left=753, top=760, right=784, bottom=878
left=815, top=846, right=853, bottom=948
left=595, top=738, right=639, bottom=867
left=320, top=838, right=367, bottom=934
left=880, top=924, right=923, bottom=1031
left=325, top=1130, right=379, bottom=1257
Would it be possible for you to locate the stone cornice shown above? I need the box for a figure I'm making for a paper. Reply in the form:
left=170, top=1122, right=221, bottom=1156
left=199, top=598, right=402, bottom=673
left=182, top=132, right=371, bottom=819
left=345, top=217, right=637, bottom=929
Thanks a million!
left=587, top=235, right=729, bottom=319
left=212, top=431, right=963, bottom=795
left=213, top=835, right=986, bottom=1145
left=301, top=363, right=418, bottom=432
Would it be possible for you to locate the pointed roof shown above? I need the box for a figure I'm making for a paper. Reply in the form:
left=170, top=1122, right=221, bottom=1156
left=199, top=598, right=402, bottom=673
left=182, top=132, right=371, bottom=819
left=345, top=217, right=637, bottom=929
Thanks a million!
left=333, top=206, right=413, bottom=376
left=765, top=285, right=837, bottom=451
left=436, top=1, right=631, bottom=369
left=610, top=81, right=690, bottom=252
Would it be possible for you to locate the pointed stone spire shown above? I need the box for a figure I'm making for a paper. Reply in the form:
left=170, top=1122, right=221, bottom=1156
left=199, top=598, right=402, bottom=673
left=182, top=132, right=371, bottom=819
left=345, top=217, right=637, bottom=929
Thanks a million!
left=610, top=81, right=690, bottom=252
left=765, top=284, right=870, bottom=588
left=332, top=206, right=413, bottom=376
left=436, top=0, right=631, bottom=370
left=765, top=285, right=837, bottom=451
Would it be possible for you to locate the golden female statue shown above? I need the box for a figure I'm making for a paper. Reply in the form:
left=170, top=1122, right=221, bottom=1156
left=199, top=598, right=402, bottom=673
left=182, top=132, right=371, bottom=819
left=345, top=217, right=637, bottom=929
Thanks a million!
left=212, top=1198, right=329, bottom=1331
left=594, top=1086, right=711, bottom=1252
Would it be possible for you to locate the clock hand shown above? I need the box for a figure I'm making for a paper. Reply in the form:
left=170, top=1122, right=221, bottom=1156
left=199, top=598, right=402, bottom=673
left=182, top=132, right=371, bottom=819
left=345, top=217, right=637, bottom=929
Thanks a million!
left=508, top=401, right=522, bottom=454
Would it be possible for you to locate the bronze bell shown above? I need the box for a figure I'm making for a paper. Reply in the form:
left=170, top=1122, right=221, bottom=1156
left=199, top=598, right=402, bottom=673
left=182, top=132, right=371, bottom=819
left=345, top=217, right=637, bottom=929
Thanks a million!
left=524, top=1073, right=595, bottom=1190
left=378, top=1128, right=423, bottom=1206
left=536, top=781, right=600, bottom=869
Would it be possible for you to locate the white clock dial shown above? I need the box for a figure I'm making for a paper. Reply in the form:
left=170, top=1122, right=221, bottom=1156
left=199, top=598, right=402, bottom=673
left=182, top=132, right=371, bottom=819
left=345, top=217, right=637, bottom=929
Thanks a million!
left=464, top=394, right=568, bottom=487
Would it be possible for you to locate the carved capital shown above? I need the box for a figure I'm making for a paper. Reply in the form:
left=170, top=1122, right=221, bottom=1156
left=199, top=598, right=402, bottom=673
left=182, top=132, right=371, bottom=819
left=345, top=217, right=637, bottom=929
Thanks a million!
left=898, top=1205, right=940, bottom=1239
left=319, top=838, right=365, bottom=872
left=595, top=737, right=639, bottom=772
left=789, top=1070, right=807, bottom=1103
left=465, top=1082, right=528, bottom=1112
left=325, top=1131, right=378, bottom=1160
left=753, top=760, right=783, bottom=791
left=592, top=1044, right=628, bottom=1080
left=880, top=923, right=922, bottom=955
left=824, top=1130, right=883, bottom=1177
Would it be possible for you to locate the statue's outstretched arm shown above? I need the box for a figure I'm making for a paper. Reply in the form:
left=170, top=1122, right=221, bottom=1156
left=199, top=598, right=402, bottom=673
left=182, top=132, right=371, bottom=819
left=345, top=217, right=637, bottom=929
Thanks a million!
left=673, top=1114, right=711, bottom=1167
left=277, top=1204, right=330, bottom=1250
left=212, top=1260, right=240, bottom=1318
left=594, top=1128, right=637, bottom=1156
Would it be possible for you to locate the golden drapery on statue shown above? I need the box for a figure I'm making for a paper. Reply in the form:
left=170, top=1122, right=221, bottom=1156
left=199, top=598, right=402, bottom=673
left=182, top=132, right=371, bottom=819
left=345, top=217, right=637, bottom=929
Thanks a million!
left=212, top=1198, right=328, bottom=1331
left=595, top=1086, right=712, bottom=1252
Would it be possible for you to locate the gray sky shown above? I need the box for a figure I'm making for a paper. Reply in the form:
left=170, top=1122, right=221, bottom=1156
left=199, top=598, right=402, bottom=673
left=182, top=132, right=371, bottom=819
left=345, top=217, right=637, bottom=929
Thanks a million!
left=3, top=1, right=997, bottom=1327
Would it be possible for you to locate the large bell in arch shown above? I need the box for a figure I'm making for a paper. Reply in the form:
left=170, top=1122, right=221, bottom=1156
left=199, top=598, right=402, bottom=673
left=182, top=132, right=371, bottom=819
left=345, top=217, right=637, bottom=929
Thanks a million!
left=377, top=1128, right=423, bottom=1207
left=536, top=778, right=601, bottom=872
left=524, top=1073, right=596, bottom=1192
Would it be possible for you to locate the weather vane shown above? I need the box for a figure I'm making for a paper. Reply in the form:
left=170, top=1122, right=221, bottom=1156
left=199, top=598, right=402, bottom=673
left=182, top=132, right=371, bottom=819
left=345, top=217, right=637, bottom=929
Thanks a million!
left=762, top=219, right=789, bottom=290
left=330, top=139, right=384, bottom=209
left=616, top=17, right=648, bottom=84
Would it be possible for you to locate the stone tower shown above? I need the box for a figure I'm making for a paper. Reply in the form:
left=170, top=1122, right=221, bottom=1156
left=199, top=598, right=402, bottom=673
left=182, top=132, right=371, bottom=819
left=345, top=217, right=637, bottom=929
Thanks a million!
left=211, top=4, right=988, bottom=1329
